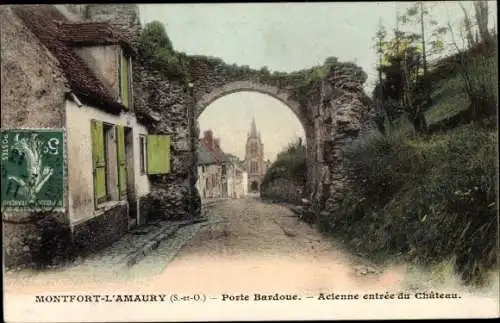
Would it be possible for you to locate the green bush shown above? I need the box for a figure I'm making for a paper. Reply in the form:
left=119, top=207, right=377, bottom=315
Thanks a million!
left=319, top=124, right=498, bottom=286
left=138, top=21, right=189, bottom=83
left=261, top=138, right=307, bottom=201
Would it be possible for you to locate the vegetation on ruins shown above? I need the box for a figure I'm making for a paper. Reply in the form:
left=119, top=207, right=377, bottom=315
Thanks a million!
left=138, top=20, right=364, bottom=105
left=319, top=1, right=497, bottom=286
left=137, top=21, right=191, bottom=84
left=138, top=2, right=497, bottom=286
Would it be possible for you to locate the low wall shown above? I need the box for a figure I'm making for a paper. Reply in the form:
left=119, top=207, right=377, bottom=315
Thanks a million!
left=71, top=202, right=129, bottom=256
left=3, top=212, right=72, bottom=268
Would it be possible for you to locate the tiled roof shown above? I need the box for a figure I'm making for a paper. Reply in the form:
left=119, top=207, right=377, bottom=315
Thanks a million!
left=197, top=139, right=231, bottom=165
left=221, top=153, right=233, bottom=163
left=11, top=5, right=127, bottom=113
left=197, top=144, right=214, bottom=165
left=58, top=22, right=135, bottom=55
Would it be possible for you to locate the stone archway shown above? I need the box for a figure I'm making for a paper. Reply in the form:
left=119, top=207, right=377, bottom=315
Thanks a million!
left=193, top=79, right=315, bottom=198
left=189, top=58, right=376, bottom=217
left=194, top=80, right=309, bottom=130
left=76, top=3, right=376, bottom=223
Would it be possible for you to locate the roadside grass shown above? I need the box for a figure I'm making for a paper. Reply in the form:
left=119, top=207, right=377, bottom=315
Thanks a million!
left=425, top=54, right=497, bottom=125
left=318, top=124, right=498, bottom=286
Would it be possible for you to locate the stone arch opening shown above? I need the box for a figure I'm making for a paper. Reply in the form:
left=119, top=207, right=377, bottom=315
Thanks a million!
left=250, top=181, right=259, bottom=192
left=195, top=81, right=310, bottom=132
left=195, top=82, right=314, bottom=199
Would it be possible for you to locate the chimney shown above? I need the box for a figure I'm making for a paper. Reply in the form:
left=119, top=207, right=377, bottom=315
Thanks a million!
left=204, top=130, right=214, bottom=148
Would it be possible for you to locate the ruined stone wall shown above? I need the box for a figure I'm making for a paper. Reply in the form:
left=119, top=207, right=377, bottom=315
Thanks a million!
left=133, top=60, right=200, bottom=220
left=305, top=62, right=376, bottom=220
left=187, top=57, right=316, bottom=199
left=256, top=62, right=374, bottom=213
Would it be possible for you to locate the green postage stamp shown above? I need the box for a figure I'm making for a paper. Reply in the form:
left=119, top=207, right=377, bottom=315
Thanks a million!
left=1, top=129, right=65, bottom=211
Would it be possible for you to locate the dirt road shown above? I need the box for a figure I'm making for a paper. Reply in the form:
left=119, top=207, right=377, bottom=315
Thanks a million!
left=4, top=197, right=499, bottom=320
left=5, top=197, right=498, bottom=296
left=163, top=197, right=399, bottom=294
left=161, top=197, right=500, bottom=297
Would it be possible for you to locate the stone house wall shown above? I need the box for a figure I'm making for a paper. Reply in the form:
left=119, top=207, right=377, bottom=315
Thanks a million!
left=64, top=100, right=151, bottom=226
left=197, top=164, right=224, bottom=200
left=1, top=5, right=155, bottom=267
left=73, top=45, right=122, bottom=99
left=1, top=6, right=70, bottom=267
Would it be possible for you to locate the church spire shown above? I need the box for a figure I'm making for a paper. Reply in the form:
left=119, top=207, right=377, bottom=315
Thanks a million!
left=250, top=117, right=258, bottom=137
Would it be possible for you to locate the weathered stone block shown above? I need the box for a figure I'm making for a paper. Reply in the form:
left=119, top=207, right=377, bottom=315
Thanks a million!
left=3, top=212, right=73, bottom=269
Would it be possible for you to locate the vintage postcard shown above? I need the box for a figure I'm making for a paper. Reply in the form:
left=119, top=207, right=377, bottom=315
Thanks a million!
left=1, top=2, right=499, bottom=322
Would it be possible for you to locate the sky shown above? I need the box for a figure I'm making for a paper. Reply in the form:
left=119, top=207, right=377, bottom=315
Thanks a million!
left=138, top=2, right=497, bottom=161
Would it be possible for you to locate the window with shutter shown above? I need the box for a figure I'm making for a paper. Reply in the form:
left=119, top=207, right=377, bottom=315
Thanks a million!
left=91, top=120, right=107, bottom=205
left=116, top=125, right=127, bottom=199
left=119, top=51, right=130, bottom=108
left=147, top=135, right=171, bottom=174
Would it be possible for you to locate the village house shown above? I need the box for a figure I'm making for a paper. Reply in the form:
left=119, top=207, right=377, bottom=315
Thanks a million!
left=1, top=5, right=171, bottom=266
left=196, top=130, right=227, bottom=200
left=196, top=130, right=247, bottom=201
left=226, top=153, right=248, bottom=199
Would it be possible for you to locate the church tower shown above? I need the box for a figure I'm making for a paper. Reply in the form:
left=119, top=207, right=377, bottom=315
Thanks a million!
left=244, top=117, right=266, bottom=192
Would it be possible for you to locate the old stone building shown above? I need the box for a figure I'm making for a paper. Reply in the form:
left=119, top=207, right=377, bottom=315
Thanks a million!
left=196, top=130, right=227, bottom=200
left=225, top=153, right=248, bottom=199
left=1, top=5, right=172, bottom=267
left=243, top=118, right=267, bottom=192
left=196, top=130, right=247, bottom=201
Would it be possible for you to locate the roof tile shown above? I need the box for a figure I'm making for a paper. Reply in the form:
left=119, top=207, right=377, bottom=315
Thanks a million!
left=12, top=5, right=127, bottom=113
left=198, top=138, right=231, bottom=165
left=58, top=22, right=134, bottom=54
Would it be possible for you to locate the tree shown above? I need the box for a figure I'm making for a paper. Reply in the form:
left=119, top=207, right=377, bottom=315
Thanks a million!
left=460, top=2, right=477, bottom=48
left=446, top=4, right=497, bottom=124
left=459, top=1, right=495, bottom=55
left=372, top=2, right=450, bottom=133
left=372, top=19, right=390, bottom=133
left=397, top=2, right=451, bottom=132
left=139, top=21, right=174, bottom=53
left=138, top=21, right=188, bottom=82
left=259, top=66, right=270, bottom=75
left=372, top=14, right=432, bottom=134
left=474, top=1, right=492, bottom=44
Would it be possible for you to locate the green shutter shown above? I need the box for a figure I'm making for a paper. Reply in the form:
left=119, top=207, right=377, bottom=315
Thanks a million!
left=116, top=125, right=127, bottom=199
left=91, top=120, right=107, bottom=205
left=120, top=51, right=129, bottom=108
left=147, top=135, right=171, bottom=174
